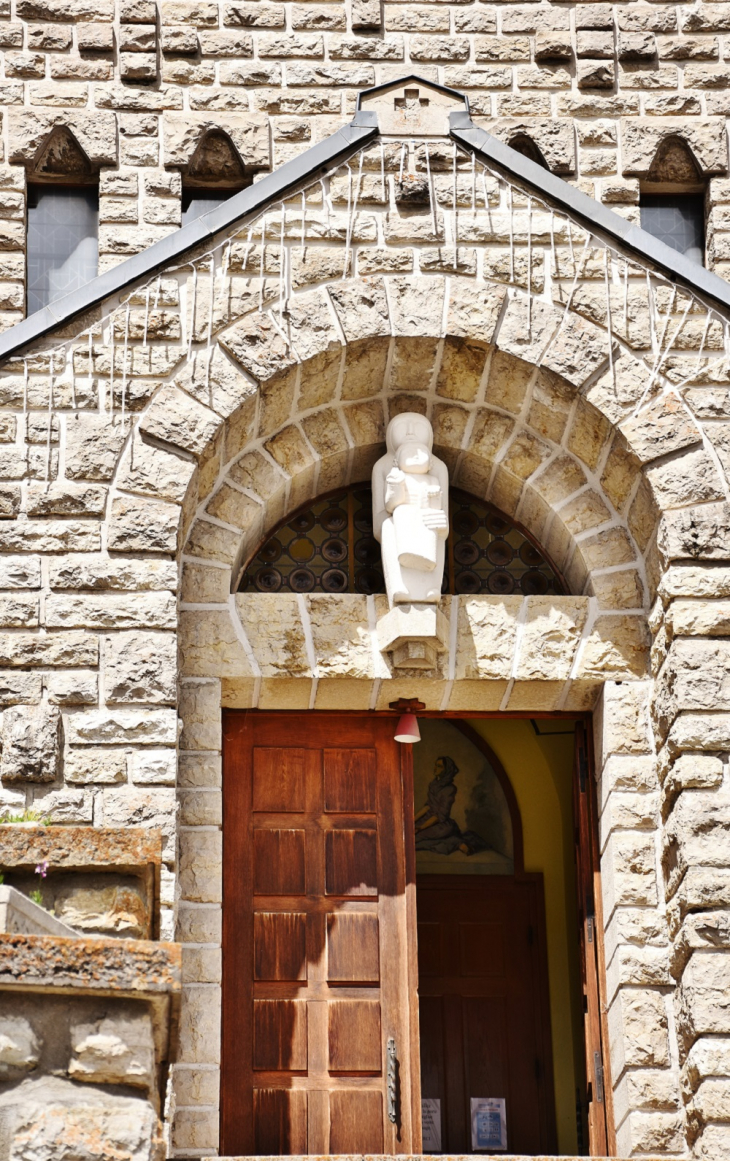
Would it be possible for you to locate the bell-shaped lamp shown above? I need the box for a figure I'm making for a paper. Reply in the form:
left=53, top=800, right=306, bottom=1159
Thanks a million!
left=394, top=713, right=421, bottom=744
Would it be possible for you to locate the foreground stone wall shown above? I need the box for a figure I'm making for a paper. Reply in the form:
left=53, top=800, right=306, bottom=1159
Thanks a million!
left=0, top=0, right=728, bottom=328
left=0, top=121, right=727, bottom=1157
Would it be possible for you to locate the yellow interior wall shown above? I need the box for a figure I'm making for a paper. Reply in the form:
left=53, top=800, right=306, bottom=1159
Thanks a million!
left=468, top=718, right=583, bottom=1156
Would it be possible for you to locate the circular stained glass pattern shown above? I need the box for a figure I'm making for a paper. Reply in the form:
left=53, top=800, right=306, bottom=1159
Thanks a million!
left=238, top=485, right=564, bottom=596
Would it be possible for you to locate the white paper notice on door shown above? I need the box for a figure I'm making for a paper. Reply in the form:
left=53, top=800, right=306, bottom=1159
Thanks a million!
left=470, top=1097, right=507, bottom=1151
left=421, top=1098, right=442, bottom=1152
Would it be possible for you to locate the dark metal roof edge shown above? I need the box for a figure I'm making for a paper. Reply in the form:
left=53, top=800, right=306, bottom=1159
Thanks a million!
left=450, top=116, right=730, bottom=315
left=0, top=119, right=377, bottom=364
left=356, top=73, right=470, bottom=116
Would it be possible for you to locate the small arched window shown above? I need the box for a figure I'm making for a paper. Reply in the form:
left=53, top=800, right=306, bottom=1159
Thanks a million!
left=238, top=483, right=566, bottom=596
left=508, top=133, right=549, bottom=171
left=639, top=137, right=706, bottom=266
left=181, top=129, right=251, bottom=226
left=26, top=126, right=99, bottom=316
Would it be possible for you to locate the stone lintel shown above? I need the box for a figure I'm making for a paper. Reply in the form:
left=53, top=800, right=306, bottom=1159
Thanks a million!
left=377, top=601, right=449, bottom=670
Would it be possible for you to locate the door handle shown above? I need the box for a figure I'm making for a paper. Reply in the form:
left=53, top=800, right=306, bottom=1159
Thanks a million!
left=387, top=1036, right=398, bottom=1123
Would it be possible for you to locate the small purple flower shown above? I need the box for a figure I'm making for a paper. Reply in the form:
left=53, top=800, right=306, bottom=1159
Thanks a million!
left=34, top=860, right=48, bottom=879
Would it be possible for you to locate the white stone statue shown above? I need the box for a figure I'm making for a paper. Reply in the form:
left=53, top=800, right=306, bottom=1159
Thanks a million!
left=372, top=413, right=449, bottom=607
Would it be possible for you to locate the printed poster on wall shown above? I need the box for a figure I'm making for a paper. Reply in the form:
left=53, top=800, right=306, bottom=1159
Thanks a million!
left=421, top=1098, right=441, bottom=1152
left=470, top=1097, right=507, bottom=1151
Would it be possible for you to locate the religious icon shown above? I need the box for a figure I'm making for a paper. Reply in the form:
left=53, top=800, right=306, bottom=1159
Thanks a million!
left=413, top=720, right=513, bottom=875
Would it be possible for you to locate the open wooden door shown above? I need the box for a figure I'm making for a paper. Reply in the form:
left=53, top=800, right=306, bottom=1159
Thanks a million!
left=573, top=721, right=615, bottom=1156
left=221, top=712, right=421, bottom=1156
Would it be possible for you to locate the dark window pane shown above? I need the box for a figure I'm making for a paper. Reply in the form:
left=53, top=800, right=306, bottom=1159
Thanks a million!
left=182, top=191, right=234, bottom=226
left=640, top=195, right=705, bottom=266
left=27, top=185, right=98, bottom=316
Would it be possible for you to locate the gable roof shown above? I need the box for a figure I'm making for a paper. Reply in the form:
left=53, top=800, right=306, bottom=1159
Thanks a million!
left=1, top=74, right=729, bottom=363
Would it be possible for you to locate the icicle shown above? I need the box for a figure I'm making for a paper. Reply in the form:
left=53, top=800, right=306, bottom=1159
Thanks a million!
left=471, top=150, right=476, bottom=211
left=205, top=254, right=216, bottom=404
left=646, top=271, right=657, bottom=357
left=69, top=340, right=77, bottom=411
left=240, top=228, right=253, bottom=273
left=538, top=233, right=592, bottom=367
left=188, top=262, right=198, bottom=360
left=259, top=215, right=266, bottom=312
left=22, top=358, right=28, bottom=417
left=121, top=302, right=130, bottom=432
left=451, top=142, right=459, bottom=269
left=481, top=165, right=489, bottom=211
left=300, top=190, right=306, bottom=250
left=698, top=307, right=712, bottom=368
left=344, top=155, right=363, bottom=279
left=424, top=143, right=437, bottom=238
left=109, top=314, right=115, bottom=420
left=507, top=184, right=514, bottom=283
left=623, top=260, right=629, bottom=338
left=567, top=218, right=575, bottom=268
left=604, top=248, right=615, bottom=390
left=153, top=274, right=161, bottom=310
left=398, top=141, right=406, bottom=185
left=549, top=208, right=556, bottom=280
left=279, top=201, right=286, bottom=324
left=526, top=196, right=533, bottom=335
left=222, top=237, right=232, bottom=280
left=380, top=139, right=386, bottom=202
left=87, top=329, right=93, bottom=400
left=142, top=285, right=151, bottom=349
left=45, top=351, right=54, bottom=485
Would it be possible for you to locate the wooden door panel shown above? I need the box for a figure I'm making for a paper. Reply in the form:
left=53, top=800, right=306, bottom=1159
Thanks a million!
left=328, top=999, right=382, bottom=1072
left=253, top=999, right=308, bottom=1071
left=324, top=748, right=377, bottom=812
left=325, top=828, right=378, bottom=896
left=252, top=747, right=307, bottom=812
left=417, top=876, right=556, bottom=1156
left=458, top=921, right=504, bottom=977
left=329, top=1091, right=384, bottom=1153
left=254, top=912, right=307, bottom=981
left=327, top=912, right=380, bottom=982
left=253, top=829, right=306, bottom=895
left=222, top=712, right=419, bottom=1156
left=253, top=1089, right=308, bottom=1154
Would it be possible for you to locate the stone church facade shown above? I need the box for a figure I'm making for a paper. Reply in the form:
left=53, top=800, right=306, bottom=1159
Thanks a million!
left=0, top=3, right=729, bottom=1160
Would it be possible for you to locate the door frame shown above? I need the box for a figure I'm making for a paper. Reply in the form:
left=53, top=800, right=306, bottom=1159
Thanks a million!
left=220, top=708, right=613, bottom=1157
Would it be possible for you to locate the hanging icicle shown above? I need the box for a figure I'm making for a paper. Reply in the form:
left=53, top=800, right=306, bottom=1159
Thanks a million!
left=301, top=190, right=306, bottom=250
left=87, top=328, right=93, bottom=401
left=205, top=254, right=216, bottom=404
left=259, top=214, right=266, bottom=312
left=153, top=274, right=161, bottom=310
left=507, top=184, right=515, bottom=283
left=142, top=285, right=151, bottom=349
left=424, top=143, right=437, bottom=238
left=343, top=152, right=363, bottom=279
left=526, top=196, right=533, bottom=335
left=646, top=270, right=658, bottom=357
left=240, top=228, right=253, bottom=273
left=471, top=150, right=476, bottom=211
left=45, top=351, right=55, bottom=485
left=451, top=141, right=458, bottom=269
left=380, top=139, right=386, bottom=203
left=279, top=201, right=286, bottom=324
left=623, top=259, right=629, bottom=339
left=109, top=314, right=115, bottom=421
left=188, top=262, right=198, bottom=360
left=549, top=208, right=556, bottom=282
left=603, top=247, right=615, bottom=390
left=121, top=301, right=130, bottom=431
left=22, top=358, right=28, bottom=417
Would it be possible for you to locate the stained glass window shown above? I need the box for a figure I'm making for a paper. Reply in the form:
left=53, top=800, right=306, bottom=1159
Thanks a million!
left=640, top=195, right=705, bottom=266
left=238, top=485, right=566, bottom=596
left=26, top=186, right=98, bottom=316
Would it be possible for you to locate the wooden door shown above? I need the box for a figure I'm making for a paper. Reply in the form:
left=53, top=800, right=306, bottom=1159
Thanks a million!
left=221, top=712, right=420, bottom=1156
left=417, top=874, right=557, bottom=1155
left=573, top=721, right=614, bottom=1155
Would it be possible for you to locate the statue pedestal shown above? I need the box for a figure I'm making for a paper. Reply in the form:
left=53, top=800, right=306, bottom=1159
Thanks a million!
left=377, top=603, right=449, bottom=670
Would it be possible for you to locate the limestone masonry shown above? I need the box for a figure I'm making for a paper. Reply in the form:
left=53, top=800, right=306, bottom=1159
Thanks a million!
left=0, top=1, right=729, bottom=1158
